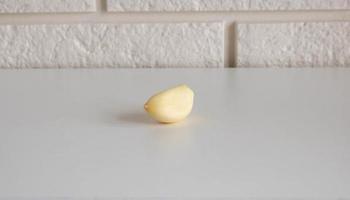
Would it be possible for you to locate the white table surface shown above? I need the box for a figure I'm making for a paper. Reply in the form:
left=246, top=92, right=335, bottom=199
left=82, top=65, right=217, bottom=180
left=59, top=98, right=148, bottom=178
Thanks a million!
left=0, top=69, right=349, bottom=199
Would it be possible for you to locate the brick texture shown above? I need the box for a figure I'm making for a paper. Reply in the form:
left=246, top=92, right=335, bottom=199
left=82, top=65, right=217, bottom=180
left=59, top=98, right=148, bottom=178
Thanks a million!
left=0, top=0, right=96, bottom=13
left=237, top=22, right=350, bottom=68
left=107, top=0, right=350, bottom=11
left=0, top=23, right=224, bottom=68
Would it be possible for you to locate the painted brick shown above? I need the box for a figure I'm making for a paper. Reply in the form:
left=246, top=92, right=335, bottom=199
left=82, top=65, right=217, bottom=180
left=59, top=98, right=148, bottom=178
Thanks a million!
left=0, top=0, right=96, bottom=13
left=237, top=22, right=350, bottom=67
left=0, top=23, right=224, bottom=68
left=107, top=0, right=350, bottom=11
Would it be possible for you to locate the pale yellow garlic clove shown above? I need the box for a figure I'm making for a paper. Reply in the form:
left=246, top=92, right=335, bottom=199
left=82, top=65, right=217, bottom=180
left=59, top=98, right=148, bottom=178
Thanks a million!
left=144, top=84, right=194, bottom=123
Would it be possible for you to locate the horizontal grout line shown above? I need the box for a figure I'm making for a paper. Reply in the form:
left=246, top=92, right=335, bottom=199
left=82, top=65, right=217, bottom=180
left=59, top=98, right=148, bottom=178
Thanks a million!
left=1, top=9, right=350, bottom=14
left=0, top=10, right=349, bottom=25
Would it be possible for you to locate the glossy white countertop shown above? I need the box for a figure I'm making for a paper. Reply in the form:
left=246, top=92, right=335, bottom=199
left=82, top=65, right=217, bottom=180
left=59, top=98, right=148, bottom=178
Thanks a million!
left=0, top=69, right=349, bottom=199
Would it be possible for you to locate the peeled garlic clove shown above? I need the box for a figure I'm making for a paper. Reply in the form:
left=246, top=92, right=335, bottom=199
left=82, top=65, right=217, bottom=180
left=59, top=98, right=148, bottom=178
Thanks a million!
left=144, top=84, right=194, bottom=123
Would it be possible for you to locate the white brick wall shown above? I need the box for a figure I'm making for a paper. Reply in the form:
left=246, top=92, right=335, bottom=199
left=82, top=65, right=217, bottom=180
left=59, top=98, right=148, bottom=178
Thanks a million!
left=0, top=0, right=96, bottom=13
left=0, top=23, right=223, bottom=68
left=238, top=22, right=350, bottom=67
left=0, top=0, right=349, bottom=68
left=108, top=0, right=350, bottom=11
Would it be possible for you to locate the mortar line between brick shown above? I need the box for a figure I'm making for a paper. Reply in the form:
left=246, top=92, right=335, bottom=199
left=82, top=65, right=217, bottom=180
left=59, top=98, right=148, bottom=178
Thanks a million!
left=95, top=0, right=107, bottom=13
left=225, top=21, right=238, bottom=68
left=98, top=0, right=108, bottom=13
left=232, top=23, right=238, bottom=68
left=95, top=0, right=102, bottom=13
left=224, top=22, right=229, bottom=68
left=224, top=21, right=238, bottom=68
left=0, top=10, right=349, bottom=25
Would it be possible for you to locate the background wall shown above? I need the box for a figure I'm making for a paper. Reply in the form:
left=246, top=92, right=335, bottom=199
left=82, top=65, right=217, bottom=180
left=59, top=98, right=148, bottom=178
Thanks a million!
left=0, top=0, right=349, bottom=68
